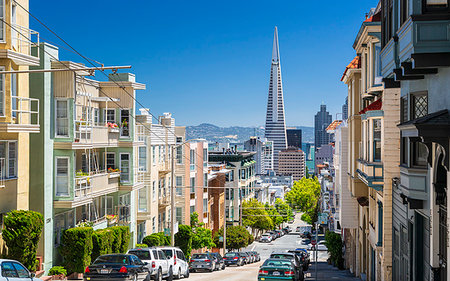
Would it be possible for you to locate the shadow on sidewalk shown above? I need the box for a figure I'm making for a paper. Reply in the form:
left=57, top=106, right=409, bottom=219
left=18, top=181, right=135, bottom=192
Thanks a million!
left=305, top=262, right=360, bottom=281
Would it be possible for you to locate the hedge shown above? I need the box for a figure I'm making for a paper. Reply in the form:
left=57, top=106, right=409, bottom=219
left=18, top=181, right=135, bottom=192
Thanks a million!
left=60, top=227, right=93, bottom=274
left=92, top=229, right=114, bottom=261
left=2, top=210, right=44, bottom=271
left=110, top=226, right=130, bottom=253
left=175, top=225, right=193, bottom=259
left=142, top=234, right=161, bottom=247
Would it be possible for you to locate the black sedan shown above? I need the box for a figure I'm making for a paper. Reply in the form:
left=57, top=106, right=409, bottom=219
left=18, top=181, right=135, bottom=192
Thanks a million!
left=84, top=254, right=150, bottom=281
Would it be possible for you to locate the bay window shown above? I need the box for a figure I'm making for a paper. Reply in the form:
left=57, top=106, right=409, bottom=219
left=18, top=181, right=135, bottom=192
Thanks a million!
left=138, top=147, right=147, bottom=171
left=104, top=109, right=115, bottom=123
left=412, top=142, right=428, bottom=167
left=373, top=119, right=382, bottom=162
left=55, top=100, right=69, bottom=137
left=138, top=187, right=148, bottom=212
left=176, top=146, right=183, bottom=164
left=176, top=176, right=183, bottom=196
left=55, top=157, right=69, bottom=197
left=120, top=109, right=130, bottom=137
left=106, top=152, right=115, bottom=170
left=120, top=153, right=130, bottom=183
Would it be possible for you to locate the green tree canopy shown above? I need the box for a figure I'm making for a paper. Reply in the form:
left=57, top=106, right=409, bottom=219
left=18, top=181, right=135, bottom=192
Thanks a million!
left=274, top=198, right=294, bottom=224
left=285, top=177, right=321, bottom=224
left=190, top=212, right=215, bottom=250
left=242, top=199, right=273, bottom=236
left=213, top=226, right=251, bottom=251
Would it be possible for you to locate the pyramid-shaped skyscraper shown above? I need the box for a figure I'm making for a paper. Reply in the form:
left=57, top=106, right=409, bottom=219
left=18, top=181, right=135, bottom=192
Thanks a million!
left=264, top=27, right=287, bottom=173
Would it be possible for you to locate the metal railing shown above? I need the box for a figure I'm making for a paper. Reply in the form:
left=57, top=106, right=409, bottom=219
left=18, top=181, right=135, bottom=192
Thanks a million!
left=74, top=175, right=92, bottom=199
left=11, top=96, right=39, bottom=126
left=11, top=24, right=40, bottom=57
left=0, top=158, right=5, bottom=188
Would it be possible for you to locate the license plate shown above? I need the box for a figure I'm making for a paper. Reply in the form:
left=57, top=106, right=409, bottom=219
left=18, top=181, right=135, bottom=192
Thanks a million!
left=272, top=271, right=280, bottom=276
left=100, top=269, right=109, bottom=274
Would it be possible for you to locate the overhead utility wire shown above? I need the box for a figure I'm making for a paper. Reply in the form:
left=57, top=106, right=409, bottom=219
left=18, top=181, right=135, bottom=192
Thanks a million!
left=2, top=19, right=208, bottom=173
left=13, top=0, right=207, bottom=166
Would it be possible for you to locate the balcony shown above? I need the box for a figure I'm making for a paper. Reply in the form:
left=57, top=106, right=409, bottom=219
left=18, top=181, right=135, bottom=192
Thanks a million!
left=159, top=196, right=170, bottom=208
left=54, top=171, right=120, bottom=209
left=356, top=159, right=384, bottom=191
left=0, top=24, right=40, bottom=66
left=158, top=162, right=171, bottom=176
left=71, top=122, right=121, bottom=148
left=0, top=96, right=39, bottom=133
left=119, top=171, right=145, bottom=192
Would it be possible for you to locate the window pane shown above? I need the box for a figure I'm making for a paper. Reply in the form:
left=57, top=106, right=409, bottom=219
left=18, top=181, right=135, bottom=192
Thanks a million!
left=139, top=147, right=147, bottom=171
left=413, top=94, right=428, bottom=119
left=2, top=262, right=18, bottom=277
left=190, top=177, right=195, bottom=193
left=56, top=158, right=69, bottom=196
left=13, top=263, right=29, bottom=278
left=120, top=154, right=130, bottom=182
left=56, top=100, right=69, bottom=136
left=138, top=187, right=147, bottom=212
left=427, top=0, right=447, bottom=5
left=8, top=142, right=16, bottom=177
left=413, top=142, right=428, bottom=167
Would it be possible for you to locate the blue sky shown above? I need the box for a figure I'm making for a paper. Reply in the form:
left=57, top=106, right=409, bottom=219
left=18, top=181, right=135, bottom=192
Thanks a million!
left=30, top=0, right=377, bottom=127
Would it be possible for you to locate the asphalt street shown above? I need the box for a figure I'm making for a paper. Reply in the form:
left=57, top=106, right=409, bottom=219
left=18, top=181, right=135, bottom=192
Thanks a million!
left=187, top=213, right=329, bottom=281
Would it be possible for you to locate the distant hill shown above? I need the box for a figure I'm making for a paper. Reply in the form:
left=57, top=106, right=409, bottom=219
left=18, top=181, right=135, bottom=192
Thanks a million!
left=186, top=123, right=314, bottom=143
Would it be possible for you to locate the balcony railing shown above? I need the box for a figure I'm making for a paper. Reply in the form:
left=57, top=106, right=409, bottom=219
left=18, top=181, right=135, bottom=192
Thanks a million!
left=117, top=205, right=131, bottom=224
left=11, top=24, right=39, bottom=57
left=0, top=158, right=4, bottom=188
left=74, top=175, right=92, bottom=199
left=11, top=96, right=39, bottom=126
left=356, top=159, right=384, bottom=191
left=75, top=170, right=120, bottom=199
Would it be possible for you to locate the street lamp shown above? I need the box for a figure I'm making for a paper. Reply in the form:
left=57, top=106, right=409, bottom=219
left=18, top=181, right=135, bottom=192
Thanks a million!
left=170, top=138, right=205, bottom=246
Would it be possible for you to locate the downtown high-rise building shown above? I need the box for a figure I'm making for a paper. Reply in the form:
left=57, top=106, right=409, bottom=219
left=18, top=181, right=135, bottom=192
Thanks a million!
left=286, top=128, right=302, bottom=149
left=342, top=97, right=348, bottom=120
left=314, top=104, right=332, bottom=149
left=264, top=27, right=287, bottom=173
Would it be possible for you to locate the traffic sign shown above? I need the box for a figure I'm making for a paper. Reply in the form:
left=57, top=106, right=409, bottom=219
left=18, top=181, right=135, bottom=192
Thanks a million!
left=318, top=213, right=328, bottom=225
left=311, top=240, right=317, bottom=246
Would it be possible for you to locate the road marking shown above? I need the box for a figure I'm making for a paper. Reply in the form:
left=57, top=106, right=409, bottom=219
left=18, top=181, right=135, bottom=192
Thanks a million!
left=251, top=245, right=256, bottom=251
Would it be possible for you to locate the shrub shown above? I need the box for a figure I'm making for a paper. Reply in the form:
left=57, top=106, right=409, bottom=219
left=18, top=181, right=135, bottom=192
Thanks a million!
left=135, top=244, right=148, bottom=248
left=142, top=234, right=161, bottom=247
left=92, top=229, right=114, bottom=261
left=156, top=232, right=171, bottom=246
left=213, top=226, right=251, bottom=251
left=60, top=227, right=93, bottom=274
left=247, top=231, right=254, bottom=245
left=175, top=225, right=193, bottom=259
left=49, top=266, right=67, bottom=276
left=110, top=226, right=130, bottom=253
left=324, top=231, right=344, bottom=269
left=2, top=210, right=44, bottom=271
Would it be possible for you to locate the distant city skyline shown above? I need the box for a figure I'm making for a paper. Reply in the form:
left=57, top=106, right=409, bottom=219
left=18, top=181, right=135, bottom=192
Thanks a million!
left=30, top=0, right=377, bottom=127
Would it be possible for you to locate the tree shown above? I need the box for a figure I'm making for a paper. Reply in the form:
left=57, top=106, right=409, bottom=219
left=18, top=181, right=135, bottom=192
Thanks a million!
left=265, top=203, right=283, bottom=227
left=175, top=225, right=193, bottom=258
left=242, top=199, right=273, bottom=237
left=213, top=226, right=251, bottom=251
left=325, top=230, right=344, bottom=269
left=190, top=212, right=215, bottom=250
left=2, top=210, right=44, bottom=271
left=274, top=198, right=294, bottom=224
left=285, top=177, right=321, bottom=225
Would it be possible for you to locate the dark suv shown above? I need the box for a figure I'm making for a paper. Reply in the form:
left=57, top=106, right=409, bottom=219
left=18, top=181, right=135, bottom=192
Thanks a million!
left=239, top=252, right=250, bottom=264
left=269, top=252, right=304, bottom=280
left=209, top=252, right=225, bottom=270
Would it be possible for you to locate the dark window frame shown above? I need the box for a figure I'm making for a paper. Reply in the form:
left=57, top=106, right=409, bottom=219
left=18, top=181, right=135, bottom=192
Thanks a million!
left=410, top=91, right=428, bottom=120
left=382, top=0, right=394, bottom=48
left=422, top=0, right=450, bottom=14
left=401, top=0, right=410, bottom=25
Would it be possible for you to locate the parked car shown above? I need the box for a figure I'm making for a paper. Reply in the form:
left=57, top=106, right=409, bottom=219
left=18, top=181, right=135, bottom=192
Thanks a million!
left=223, top=252, right=244, bottom=267
left=287, top=250, right=310, bottom=271
left=275, top=230, right=283, bottom=237
left=247, top=252, right=256, bottom=263
left=127, top=247, right=172, bottom=281
left=189, top=253, right=215, bottom=272
left=158, top=246, right=190, bottom=279
left=257, top=258, right=303, bottom=281
left=239, top=252, right=250, bottom=264
left=83, top=254, right=150, bottom=281
left=260, top=234, right=273, bottom=243
left=0, top=259, right=43, bottom=281
left=250, top=251, right=261, bottom=262
left=209, top=252, right=225, bottom=270
left=269, top=252, right=303, bottom=275
left=308, top=241, right=328, bottom=251
left=300, top=231, right=311, bottom=239
left=300, top=238, right=311, bottom=245
left=266, top=231, right=277, bottom=240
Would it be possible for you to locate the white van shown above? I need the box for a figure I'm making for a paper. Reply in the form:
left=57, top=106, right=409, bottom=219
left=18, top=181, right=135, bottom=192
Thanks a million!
left=157, top=247, right=189, bottom=279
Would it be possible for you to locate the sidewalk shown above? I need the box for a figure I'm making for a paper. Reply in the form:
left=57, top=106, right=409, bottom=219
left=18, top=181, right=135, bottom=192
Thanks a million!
left=305, top=262, right=361, bottom=281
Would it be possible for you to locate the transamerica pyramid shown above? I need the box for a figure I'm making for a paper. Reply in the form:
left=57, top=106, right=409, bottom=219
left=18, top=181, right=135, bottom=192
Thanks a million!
left=264, top=27, right=287, bottom=173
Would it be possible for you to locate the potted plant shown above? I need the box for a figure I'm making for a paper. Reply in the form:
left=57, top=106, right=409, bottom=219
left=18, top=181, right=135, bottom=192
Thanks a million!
left=49, top=266, right=67, bottom=280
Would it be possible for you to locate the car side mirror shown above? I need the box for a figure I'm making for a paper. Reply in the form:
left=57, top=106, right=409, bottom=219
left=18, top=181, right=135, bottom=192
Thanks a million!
left=30, top=273, right=36, bottom=278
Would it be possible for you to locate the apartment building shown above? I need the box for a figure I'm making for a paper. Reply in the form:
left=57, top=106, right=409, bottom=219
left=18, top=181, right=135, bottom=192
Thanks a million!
left=208, top=151, right=256, bottom=225
left=380, top=0, right=450, bottom=279
left=278, top=147, right=305, bottom=181
left=243, top=136, right=273, bottom=175
left=341, top=4, right=399, bottom=280
left=28, top=43, right=146, bottom=270
left=0, top=0, right=39, bottom=226
left=135, top=111, right=175, bottom=242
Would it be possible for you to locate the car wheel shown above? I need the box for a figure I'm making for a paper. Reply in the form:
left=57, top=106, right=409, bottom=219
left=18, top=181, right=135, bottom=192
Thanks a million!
left=144, top=272, right=151, bottom=281
left=157, top=269, right=162, bottom=281
left=184, top=268, right=190, bottom=278
left=222, top=263, right=225, bottom=270
left=166, top=267, right=173, bottom=281
left=175, top=268, right=181, bottom=280
left=209, top=263, right=215, bottom=272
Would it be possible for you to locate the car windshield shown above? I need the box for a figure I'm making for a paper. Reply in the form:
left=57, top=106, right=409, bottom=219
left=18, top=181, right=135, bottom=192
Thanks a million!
left=192, top=254, right=209, bottom=259
left=94, top=255, right=130, bottom=264
left=270, top=254, right=293, bottom=260
left=225, top=253, right=238, bottom=257
left=162, top=250, right=173, bottom=258
left=128, top=250, right=150, bottom=260
left=263, top=259, right=292, bottom=267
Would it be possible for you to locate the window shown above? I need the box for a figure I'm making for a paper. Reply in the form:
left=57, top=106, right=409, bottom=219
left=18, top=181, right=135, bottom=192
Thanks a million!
left=106, top=152, right=115, bottom=170
left=176, top=176, right=183, bottom=196
left=424, top=0, right=449, bottom=13
left=176, top=207, right=182, bottom=224
left=152, top=181, right=156, bottom=201
left=152, top=217, right=156, bottom=233
left=203, top=148, right=208, bottom=166
left=190, top=177, right=195, bottom=194
left=93, top=108, right=99, bottom=126
left=138, top=186, right=147, bottom=212
left=190, top=205, right=195, bottom=214
left=11, top=73, right=16, bottom=118
left=104, top=109, right=115, bottom=123
left=203, top=198, right=208, bottom=214
left=138, top=147, right=147, bottom=171
left=382, top=0, right=394, bottom=48
left=373, top=119, right=382, bottom=162
left=159, top=179, right=163, bottom=198
left=120, top=109, right=130, bottom=137
left=55, top=157, right=69, bottom=196
left=152, top=146, right=156, bottom=165
left=0, top=67, right=4, bottom=116
left=400, top=0, right=409, bottom=25
left=411, top=93, right=428, bottom=120
left=401, top=138, right=408, bottom=166
left=13, top=263, right=29, bottom=278
left=2, top=262, right=18, bottom=277
left=176, top=146, right=183, bottom=164
left=412, top=142, right=428, bottom=167
left=190, top=149, right=195, bottom=171
left=120, top=153, right=130, bottom=183
left=0, top=1, right=4, bottom=42
left=56, top=100, right=69, bottom=137
left=2, top=142, right=16, bottom=178
left=401, top=96, right=408, bottom=123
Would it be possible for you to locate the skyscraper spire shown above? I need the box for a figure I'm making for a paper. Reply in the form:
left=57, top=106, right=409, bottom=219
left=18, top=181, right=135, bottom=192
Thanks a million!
left=265, top=27, right=287, bottom=174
